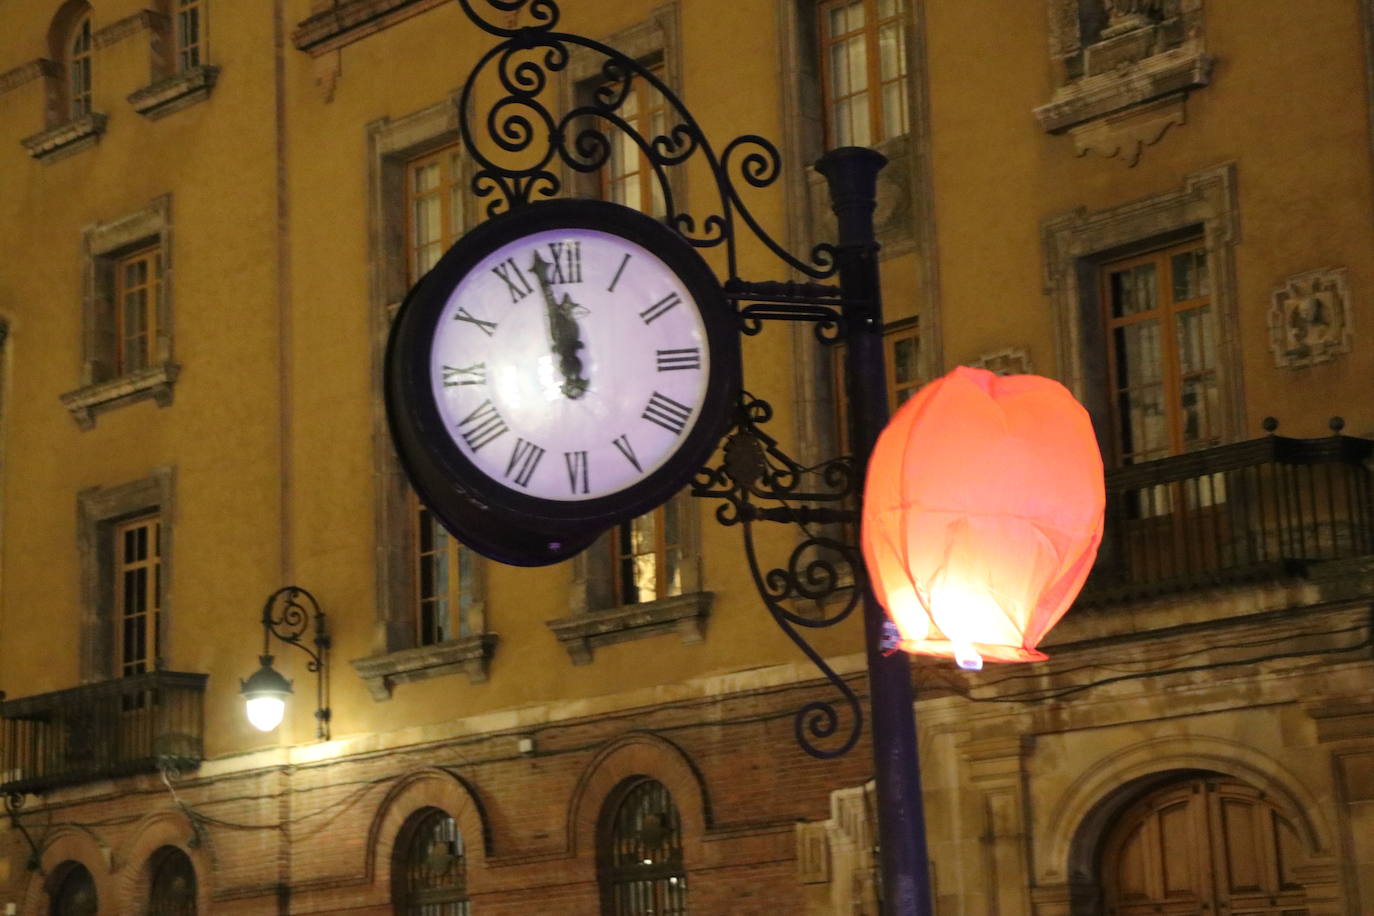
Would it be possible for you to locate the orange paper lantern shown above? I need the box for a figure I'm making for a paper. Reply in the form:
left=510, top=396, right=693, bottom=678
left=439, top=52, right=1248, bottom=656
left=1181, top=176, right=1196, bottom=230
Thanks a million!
left=861, top=366, right=1105, bottom=669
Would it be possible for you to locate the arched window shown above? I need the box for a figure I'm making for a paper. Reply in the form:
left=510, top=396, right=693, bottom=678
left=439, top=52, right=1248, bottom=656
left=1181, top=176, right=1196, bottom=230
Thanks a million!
left=598, top=778, right=687, bottom=916
left=1101, top=775, right=1311, bottom=915
left=147, top=846, right=197, bottom=915
left=49, top=862, right=97, bottom=916
left=393, top=807, right=469, bottom=915
left=68, top=13, right=92, bottom=119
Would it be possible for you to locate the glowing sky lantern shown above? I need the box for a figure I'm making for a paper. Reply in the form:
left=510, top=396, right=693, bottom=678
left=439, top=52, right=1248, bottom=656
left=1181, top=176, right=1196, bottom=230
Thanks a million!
left=861, top=366, right=1105, bottom=670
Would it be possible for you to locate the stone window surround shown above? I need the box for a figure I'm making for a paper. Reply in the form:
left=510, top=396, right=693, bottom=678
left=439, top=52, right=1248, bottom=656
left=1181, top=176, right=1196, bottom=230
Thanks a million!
left=354, top=96, right=498, bottom=701
left=1040, top=161, right=1244, bottom=451
left=77, top=467, right=175, bottom=684
left=1034, top=0, right=1211, bottom=138
left=60, top=194, right=179, bottom=430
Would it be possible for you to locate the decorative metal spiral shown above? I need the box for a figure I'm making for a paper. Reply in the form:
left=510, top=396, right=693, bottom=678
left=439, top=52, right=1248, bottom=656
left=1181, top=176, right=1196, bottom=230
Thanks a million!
left=453, top=0, right=837, bottom=280
left=262, top=586, right=326, bottom=673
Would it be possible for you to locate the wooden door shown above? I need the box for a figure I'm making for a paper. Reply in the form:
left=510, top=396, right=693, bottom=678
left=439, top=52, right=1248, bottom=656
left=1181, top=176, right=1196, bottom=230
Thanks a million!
left=1102, top=777, right=1311, bottom=916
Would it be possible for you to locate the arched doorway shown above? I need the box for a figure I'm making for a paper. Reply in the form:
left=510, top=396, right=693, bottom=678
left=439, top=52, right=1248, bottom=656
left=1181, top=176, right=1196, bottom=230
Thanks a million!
left=1101, top=775, right=1311, bottom=915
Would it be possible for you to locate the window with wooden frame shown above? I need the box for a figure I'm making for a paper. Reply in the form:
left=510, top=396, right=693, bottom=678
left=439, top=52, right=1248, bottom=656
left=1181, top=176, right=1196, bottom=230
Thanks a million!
left=176, top=0, right=205, bottom=72
left=818, top=0, right=908, bottom=149
left=413, top=500, right=475, bottom=646
left=598, top=778, right=688, bottom=916
left=69, top=13, right=93, bottom=120
left=405, top=144, right=474, bottom=645
left=115, top=514, right=161, bottom=677
left=115, top=247, right=163, bottom=377
left=598, top=63, right=669, bottom=219
left=833, top=317, right=920, bottom=453
left=1103, top=239, right=1219, bottom=467
left=407, top=144, right=466, bottom=282
left=612, top=497, right=684, bottom=607
left=393, top=808, right=470, bottom=916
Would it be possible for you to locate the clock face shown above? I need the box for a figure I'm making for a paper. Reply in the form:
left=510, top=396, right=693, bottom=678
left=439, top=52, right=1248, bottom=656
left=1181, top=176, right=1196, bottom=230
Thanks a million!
left=429, top=227, right=710, bottom=502
left=386, top=199, right=740, bottom=564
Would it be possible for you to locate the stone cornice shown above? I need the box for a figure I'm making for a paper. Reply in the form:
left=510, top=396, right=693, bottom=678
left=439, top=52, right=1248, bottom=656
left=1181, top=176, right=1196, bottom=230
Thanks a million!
left=350, top=633, right=499, bottom=700
left=546, top=591, right=712, bottom=665
left=129, top=65, right=219, bottom=119
left=20, top=113, right=108, bottom=162
left=59, top=362, right=179, bottom=429
left=1034, top=48, right=1212, bottom=134
left=292, top=0, right=448, bottom=57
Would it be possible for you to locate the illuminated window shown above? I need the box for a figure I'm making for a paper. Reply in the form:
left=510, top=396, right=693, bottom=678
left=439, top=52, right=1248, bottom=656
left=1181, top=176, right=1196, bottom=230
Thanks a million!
left=69, top=14, right=92, bottom=119
left=115, top=247, right=163, bottom=376
left=393, top=808, right=469, bottom=916
left=599, top=778, right=687, bottom=916
left=115, top=514, right=161, bottom=678
left=612, top=498, right=684, bottom=607
left=176, top=0, right=204, bottom=71
left=406, top=144, right=466, bottom=281
left=1103, top=240, right=1218, bottom=466
left=818, top=0, right=908, bottom=148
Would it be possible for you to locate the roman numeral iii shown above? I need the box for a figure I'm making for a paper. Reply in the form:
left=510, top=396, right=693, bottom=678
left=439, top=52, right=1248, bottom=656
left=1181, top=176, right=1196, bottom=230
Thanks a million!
left=641, top=391, right=692, bottom=435
left=656, top=348, right=701, bottom=371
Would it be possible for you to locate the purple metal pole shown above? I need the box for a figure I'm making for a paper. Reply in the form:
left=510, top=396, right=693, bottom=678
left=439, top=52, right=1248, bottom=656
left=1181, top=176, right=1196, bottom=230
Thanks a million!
left=815, top=147, right=934, bottom=916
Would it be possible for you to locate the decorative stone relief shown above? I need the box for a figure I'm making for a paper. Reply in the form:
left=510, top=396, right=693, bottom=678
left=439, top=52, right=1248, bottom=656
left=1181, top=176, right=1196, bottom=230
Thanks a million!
left=1068, top=92, right=1185, bottom=167
left=1035, top=0, right=1208, bottom=163
left=968, top=347, right=1033, bottom=376
left=1269, top=267, right=1352, bottom=369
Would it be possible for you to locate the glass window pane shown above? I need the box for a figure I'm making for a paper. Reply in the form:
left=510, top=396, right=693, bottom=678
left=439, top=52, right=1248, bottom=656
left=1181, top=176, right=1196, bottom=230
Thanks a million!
left=1175, top=305, right=1214, bottom=375
left=829, top=42, right=851, bottom=98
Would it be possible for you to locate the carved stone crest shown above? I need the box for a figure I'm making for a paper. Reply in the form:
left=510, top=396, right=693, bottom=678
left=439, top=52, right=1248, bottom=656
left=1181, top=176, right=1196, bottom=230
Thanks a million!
left=1269, top=267, right=1352, bottom=368
left=968, top=347, right=1033, bottom=376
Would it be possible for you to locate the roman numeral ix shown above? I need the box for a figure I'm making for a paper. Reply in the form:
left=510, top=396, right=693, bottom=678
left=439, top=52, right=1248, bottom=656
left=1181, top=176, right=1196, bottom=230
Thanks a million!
left=656, top=348, right=701, bottom=371
left=492, top=258, right=534, bottom=303
left=505, top=438, right=546, bottom=487
left=457, top=399, right=509, bottom=452
left=640, top=292, right=682, bottom=325
left=564, top=450, right=589, bottom=494
left=641, top=392, right=692, bottom=436
left=547, top=241, right=582, bottom=284
left=442, top=363, right=486, bottom=387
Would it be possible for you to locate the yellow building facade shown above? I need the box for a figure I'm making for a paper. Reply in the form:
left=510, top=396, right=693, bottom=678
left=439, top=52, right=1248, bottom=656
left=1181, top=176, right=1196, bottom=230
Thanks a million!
left=0, top=0, right=1371, bottom=913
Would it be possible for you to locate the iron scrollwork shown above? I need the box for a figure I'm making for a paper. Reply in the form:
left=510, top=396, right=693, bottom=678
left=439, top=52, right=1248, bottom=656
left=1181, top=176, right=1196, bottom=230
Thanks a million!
left=454, top=0, right=875, bottom=760
left=260, top=586, right=332, bottom=740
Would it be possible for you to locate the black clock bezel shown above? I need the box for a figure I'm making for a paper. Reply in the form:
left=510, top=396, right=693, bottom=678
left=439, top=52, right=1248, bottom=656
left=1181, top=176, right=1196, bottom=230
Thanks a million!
left=385, top=198, right=741, bottom=562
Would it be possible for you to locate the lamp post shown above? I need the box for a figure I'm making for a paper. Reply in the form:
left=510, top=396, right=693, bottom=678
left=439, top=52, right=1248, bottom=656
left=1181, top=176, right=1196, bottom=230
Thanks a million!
left=239, top=586, right=331, bottom=740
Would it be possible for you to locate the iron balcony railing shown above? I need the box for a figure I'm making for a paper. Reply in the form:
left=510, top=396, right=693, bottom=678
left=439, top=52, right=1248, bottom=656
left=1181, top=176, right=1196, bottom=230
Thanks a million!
left=0, top=670, right=207, bottom=795
left=1083, top=427, right=1374, bottom=604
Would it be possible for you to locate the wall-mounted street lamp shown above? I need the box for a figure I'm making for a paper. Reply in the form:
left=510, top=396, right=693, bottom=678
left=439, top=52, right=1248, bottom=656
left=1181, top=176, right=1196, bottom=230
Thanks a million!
left=239, top=586, right=331, bottom=740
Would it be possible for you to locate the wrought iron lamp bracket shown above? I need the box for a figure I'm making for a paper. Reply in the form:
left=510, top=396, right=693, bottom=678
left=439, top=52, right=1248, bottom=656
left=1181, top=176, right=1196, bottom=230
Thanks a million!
left=5, top=791, right=44, bottom=873
left=260, top=586, right=332, bottom=740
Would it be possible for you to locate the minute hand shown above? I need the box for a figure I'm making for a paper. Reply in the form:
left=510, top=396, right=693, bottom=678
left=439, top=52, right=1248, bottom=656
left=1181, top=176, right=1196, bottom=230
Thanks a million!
left=529, top=250, right=589, bottom=400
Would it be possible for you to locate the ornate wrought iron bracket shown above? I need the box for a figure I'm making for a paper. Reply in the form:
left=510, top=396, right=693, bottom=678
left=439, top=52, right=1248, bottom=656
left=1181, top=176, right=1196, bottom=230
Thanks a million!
left=5, top=791, right=44, bottom=873
left=260, top=586, right=332, bottom=740
left=454, top=0, right=875, bottom=761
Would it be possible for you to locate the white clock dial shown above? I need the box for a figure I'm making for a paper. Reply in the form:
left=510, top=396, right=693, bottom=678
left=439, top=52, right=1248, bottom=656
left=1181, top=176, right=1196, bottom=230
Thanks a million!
left=428, top=227, right=711, bottom=501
